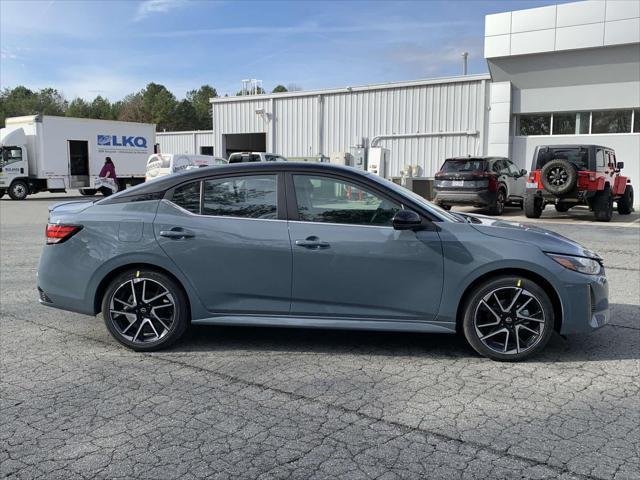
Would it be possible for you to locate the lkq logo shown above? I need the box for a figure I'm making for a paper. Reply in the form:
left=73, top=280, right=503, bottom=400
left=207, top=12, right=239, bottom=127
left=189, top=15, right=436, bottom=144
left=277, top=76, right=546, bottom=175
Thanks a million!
left=97, top=134, right=148, bottom=149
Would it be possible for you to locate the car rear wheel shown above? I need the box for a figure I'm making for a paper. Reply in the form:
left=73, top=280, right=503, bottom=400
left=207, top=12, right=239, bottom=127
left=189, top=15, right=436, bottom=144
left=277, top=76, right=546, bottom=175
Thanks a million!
left=462, top=276, right=555, bottom=361
left=554, top=203, right=571, bottom=213
left=0, top=189, right=5, bottom=199
left=524, top=194, right=543, bottom=218
left=79, top=188, right=97, bottom=196
left=617, top=185, right=634, bottom=215
left=488, top=189, right=506, bottom=216
left=102, top=269, right=189, bottom=351
left=8, top=180, right=29, bottom=200
left=592, top=185, right=613, bottom=222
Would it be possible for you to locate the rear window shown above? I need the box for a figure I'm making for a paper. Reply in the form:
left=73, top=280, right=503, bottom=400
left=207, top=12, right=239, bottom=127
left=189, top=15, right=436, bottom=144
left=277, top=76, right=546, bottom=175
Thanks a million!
left=535, top=147, right=588, bottom=170
left=228, top=154, right=261, bottom=163
left=440, top=159, right=487, bottom=173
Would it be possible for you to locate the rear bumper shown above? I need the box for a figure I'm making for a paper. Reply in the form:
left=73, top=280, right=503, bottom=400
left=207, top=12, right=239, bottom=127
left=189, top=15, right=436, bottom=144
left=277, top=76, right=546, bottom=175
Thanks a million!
left=433, top=189, right=496, bottom=207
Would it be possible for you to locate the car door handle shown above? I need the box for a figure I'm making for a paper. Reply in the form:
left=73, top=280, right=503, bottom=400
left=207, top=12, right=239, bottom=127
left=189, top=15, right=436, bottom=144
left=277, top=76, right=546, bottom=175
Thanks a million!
left=159, top=228, right=195, bottom=239
left=295, top=236, right=330, bottom=249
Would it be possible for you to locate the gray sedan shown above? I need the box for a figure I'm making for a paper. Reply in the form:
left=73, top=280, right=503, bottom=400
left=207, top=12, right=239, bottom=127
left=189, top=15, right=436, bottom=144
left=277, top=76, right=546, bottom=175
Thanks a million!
left=37, top=162, right=609, bottom=361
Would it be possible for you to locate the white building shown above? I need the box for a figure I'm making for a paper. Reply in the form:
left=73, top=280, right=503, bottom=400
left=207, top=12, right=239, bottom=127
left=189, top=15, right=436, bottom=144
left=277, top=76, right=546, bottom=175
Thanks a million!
left=156, top=130, right=214, bottom=156
left=202, top=0, right=639, bottom=195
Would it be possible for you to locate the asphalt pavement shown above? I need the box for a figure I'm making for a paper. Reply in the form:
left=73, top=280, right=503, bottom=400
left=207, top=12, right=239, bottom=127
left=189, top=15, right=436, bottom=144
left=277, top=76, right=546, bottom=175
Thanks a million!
left=1, top=193, right=639, bottom=480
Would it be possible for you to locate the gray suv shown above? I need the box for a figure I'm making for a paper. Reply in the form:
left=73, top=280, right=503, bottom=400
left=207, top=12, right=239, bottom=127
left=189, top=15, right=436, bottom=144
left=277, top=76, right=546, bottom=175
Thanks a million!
left=434, top=156, right=527, bottom=215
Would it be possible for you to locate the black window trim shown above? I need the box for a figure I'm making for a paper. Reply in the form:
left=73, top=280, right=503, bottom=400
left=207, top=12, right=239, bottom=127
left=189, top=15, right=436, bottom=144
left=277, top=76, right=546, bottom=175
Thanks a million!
left=166, top=172, right=284, bottom=221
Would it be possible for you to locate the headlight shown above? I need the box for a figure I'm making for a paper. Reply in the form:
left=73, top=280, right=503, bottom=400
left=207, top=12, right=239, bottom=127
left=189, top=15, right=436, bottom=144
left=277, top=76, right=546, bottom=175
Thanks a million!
left=547, top=253, right=602, bottom=275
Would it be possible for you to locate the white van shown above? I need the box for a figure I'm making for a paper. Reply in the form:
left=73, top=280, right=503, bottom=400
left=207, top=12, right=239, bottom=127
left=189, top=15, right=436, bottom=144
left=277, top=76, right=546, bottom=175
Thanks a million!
left=145, top=154, right=227, bottom=181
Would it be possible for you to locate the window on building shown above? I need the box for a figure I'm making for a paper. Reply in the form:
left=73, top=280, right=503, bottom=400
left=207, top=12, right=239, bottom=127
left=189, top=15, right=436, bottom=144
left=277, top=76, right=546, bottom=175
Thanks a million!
left=292, top=175, right=400, bottom=226
left=591, top=110, right=632, bottom=134
left=634, top=110, right=640, bottom=133
left=200, top=146, right=214, bottom=156
left=202, top=175, right=278, bottom=219
left=518, top=114, right=551, bottom=136
left=552, top=112, right=590, bottom=135
left=171, top=181, right=201, bottom=214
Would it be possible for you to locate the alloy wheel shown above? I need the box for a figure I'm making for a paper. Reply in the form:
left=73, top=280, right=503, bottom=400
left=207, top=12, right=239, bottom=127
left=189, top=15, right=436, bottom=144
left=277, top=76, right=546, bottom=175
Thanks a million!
left=473, top=286, right=546, bottom=355
left=109, top=278, right=176, bottom=344
left=547, top=167, right=568, bottom=186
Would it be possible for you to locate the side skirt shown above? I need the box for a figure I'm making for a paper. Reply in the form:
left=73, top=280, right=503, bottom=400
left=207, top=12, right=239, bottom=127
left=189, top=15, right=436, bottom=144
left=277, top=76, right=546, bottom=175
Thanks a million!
left=191, top=315, right=456, bottom=334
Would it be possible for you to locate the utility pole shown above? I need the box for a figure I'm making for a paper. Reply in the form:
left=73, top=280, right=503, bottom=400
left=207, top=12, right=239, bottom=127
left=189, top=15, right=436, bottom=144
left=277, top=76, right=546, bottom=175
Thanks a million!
left=462, top=52, right=469, bottom=76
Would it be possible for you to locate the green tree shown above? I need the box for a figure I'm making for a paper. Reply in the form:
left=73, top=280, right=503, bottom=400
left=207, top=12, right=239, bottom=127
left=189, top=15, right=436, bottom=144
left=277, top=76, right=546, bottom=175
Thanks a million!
left=171, top=100, right=197, bottom=131
left=0, top=86, right=66, bottom=125
left=272, top=85, right=288, bottom=93
left=140, top=83, right=177, bottom=130
left=66, top=98, right=92, bottom=118
left=89, top=96, right=114, bottom=120
left=186, top=85, right=217, bottom=130
left=115, top=93, right=147, bottom=123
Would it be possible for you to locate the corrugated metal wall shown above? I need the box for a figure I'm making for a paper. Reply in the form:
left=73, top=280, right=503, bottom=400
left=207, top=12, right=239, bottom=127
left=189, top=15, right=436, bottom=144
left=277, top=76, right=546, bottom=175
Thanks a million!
left=157, top=131, right=215, bottom=155
left=211, top=76, right=490, bottom=178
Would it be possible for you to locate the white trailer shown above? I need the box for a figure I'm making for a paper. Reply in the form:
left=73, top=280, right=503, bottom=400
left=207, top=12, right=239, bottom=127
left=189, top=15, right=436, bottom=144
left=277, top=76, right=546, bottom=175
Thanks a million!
left=0, top=115, right=156, bottom=200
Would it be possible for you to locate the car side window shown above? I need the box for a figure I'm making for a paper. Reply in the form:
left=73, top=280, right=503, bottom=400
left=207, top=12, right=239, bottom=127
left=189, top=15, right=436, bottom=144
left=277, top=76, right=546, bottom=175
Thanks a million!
left=292, top=174, right=401, bottom=226
left=492, top=160, right=505, bottom=174
left=506, top=161, right=521, bottom=176
left=171, top=181, right=201, bottom=214
left=202, top=174, right=278, bottom=220
left=596, top=149, right=605, bottom=167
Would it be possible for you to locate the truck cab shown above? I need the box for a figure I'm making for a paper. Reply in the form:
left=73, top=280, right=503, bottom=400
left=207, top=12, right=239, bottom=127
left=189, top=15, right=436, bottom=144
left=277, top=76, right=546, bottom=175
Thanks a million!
left=0, top=128, right=30, bottom=200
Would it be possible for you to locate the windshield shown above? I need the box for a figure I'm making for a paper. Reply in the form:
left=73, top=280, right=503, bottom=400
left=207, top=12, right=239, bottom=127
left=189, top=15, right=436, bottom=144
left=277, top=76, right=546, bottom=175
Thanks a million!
left=536, top=147, right=589, bottom=170
left=369, top=174, right=462, bottom=222
left=229, top=154, right=261, bottom=163
left=440, top=158, right=487, bottom=173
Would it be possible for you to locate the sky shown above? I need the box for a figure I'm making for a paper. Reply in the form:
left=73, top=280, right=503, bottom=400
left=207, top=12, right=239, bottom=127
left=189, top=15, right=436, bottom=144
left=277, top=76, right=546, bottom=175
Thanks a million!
left=1, top=0, right=564, bottom=101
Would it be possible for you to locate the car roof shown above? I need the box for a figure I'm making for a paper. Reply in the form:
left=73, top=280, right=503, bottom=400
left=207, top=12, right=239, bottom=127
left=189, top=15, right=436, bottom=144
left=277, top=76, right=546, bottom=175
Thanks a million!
left=103, top=162, right=371, bottom=201
left=535, top=144, right=608, bottom=150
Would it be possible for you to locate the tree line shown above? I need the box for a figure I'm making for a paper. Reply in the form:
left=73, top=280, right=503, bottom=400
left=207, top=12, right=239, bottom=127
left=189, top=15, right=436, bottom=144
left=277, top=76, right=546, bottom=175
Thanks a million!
left=0, top=83, right=297, bottom=132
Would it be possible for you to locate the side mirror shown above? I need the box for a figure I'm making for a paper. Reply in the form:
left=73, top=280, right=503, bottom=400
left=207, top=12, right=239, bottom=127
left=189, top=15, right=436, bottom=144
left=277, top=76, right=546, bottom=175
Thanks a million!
left=520, top=169, right=527, bottom=176
left=392, top=210, right=423, bottom=230
left=616, top=161, right=624, bottom=170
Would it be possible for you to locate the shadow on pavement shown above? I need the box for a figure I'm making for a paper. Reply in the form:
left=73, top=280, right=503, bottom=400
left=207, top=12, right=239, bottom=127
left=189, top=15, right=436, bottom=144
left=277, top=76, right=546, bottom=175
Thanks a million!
left=168, top=303, right=638, bottom=362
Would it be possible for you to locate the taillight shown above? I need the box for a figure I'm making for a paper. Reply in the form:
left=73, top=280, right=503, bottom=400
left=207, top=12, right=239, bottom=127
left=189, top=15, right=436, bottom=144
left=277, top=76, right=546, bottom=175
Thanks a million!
left=45, top=224, right=82, bottom=244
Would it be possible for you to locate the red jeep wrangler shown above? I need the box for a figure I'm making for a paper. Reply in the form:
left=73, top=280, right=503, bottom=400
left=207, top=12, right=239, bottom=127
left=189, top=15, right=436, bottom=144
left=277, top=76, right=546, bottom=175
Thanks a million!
left=524, top=145, right=634, bottom=222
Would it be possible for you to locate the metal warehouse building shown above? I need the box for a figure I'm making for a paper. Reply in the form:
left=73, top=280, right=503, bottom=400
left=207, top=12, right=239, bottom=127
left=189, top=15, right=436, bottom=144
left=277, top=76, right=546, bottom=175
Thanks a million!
left=198, top=0, right=640, bottom=194
left=156, top=130, right=214, bottom=156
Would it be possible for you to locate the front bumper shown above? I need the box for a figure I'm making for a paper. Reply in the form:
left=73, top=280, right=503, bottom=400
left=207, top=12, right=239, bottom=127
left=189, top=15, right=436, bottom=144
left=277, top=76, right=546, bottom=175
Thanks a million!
left=433, top=189, right=496, bottom=207
left=557, top=269, right=609, bottom=334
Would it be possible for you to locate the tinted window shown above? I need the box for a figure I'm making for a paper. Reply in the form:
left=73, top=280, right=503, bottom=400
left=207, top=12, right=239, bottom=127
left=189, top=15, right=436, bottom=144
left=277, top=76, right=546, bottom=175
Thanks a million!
left=293, top=175, right=400, bottom=226
left=518, top=114, right=551, bottom=136
left=172, top=181, right=201, bottom=214
left=553, top=112, right=590, bottom=135
left=228, top=154, right=261, bottom=163
left=592, top=110, right=631, bottom=134
left=634, top=109, right=639, bottom=133
left=441, top=159, right=487, bottom=173
left=202, top=174, right=277, bottom=219
left=536, top=147, right=589, bottom=170
left=506, top=161, right=521, bottom=175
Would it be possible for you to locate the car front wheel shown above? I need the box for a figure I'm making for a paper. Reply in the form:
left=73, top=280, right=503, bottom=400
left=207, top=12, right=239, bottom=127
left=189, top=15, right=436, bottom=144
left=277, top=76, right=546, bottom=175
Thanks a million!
left=102, top=269, right=189, bottom=351
left=462, top=276, right=555, bottom=361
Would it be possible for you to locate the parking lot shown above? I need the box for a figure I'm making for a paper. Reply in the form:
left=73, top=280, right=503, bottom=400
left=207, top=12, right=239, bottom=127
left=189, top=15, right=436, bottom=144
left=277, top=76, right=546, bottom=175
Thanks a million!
left=1, top=194, right=639, bottom=480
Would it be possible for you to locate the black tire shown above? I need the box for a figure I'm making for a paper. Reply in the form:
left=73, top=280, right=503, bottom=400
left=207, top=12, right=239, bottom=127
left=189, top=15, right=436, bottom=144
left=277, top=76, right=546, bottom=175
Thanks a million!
left=540, top=159, right=578, bottom=196
left=79, top=188, right=97, bottom=196
left=592, top=185, right=613, bottom=222
left=0, top=189, right=5, bottom=199
left=554, top=203, right=571, bottom=213
left=617, top=185, right=634, bottom=215
left=462, top=276, right=555, bottom=361
left=524, top=194, right=543, bottom=218
left=102, top=269, right=189, bottom=351
left=98, top=186, right=113, bottom=197
left=8, top=180, right=29, bottom=200
left=488, top=188, right=506, bottom=216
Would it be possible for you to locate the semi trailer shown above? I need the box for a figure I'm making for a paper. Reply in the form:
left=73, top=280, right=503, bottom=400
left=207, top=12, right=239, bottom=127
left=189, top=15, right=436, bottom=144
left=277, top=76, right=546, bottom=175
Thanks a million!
left=0, top=115, right=156, bottom=200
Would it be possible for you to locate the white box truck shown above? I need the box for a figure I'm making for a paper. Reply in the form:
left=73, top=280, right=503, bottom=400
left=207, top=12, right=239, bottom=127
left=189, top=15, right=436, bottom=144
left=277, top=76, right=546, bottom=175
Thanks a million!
left=0, top=115, right=156, bottom=200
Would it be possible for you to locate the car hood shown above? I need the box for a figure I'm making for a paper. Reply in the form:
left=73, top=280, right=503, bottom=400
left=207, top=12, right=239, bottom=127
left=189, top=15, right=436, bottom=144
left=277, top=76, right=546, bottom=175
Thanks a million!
left=48, top=200, right=94, bottom=215
left=459, top=213, right=600, bottom=259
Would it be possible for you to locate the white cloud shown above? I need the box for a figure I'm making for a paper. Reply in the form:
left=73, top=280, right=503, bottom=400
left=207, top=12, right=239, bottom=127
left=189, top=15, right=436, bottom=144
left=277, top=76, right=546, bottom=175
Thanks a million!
left=134, top=0, right=187, bottom=22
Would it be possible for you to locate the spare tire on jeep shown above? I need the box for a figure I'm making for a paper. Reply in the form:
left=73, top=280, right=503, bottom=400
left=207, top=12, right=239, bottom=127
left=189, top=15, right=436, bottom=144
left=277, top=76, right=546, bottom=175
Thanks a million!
left=540, top=159, right=578, bottom=196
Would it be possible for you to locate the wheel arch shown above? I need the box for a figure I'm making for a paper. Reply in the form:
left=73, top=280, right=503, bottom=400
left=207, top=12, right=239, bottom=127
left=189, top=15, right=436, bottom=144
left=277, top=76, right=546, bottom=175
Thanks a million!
left=455, top=268, right=563, bottom=334
left=93, top=263, right=191, bottom=319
